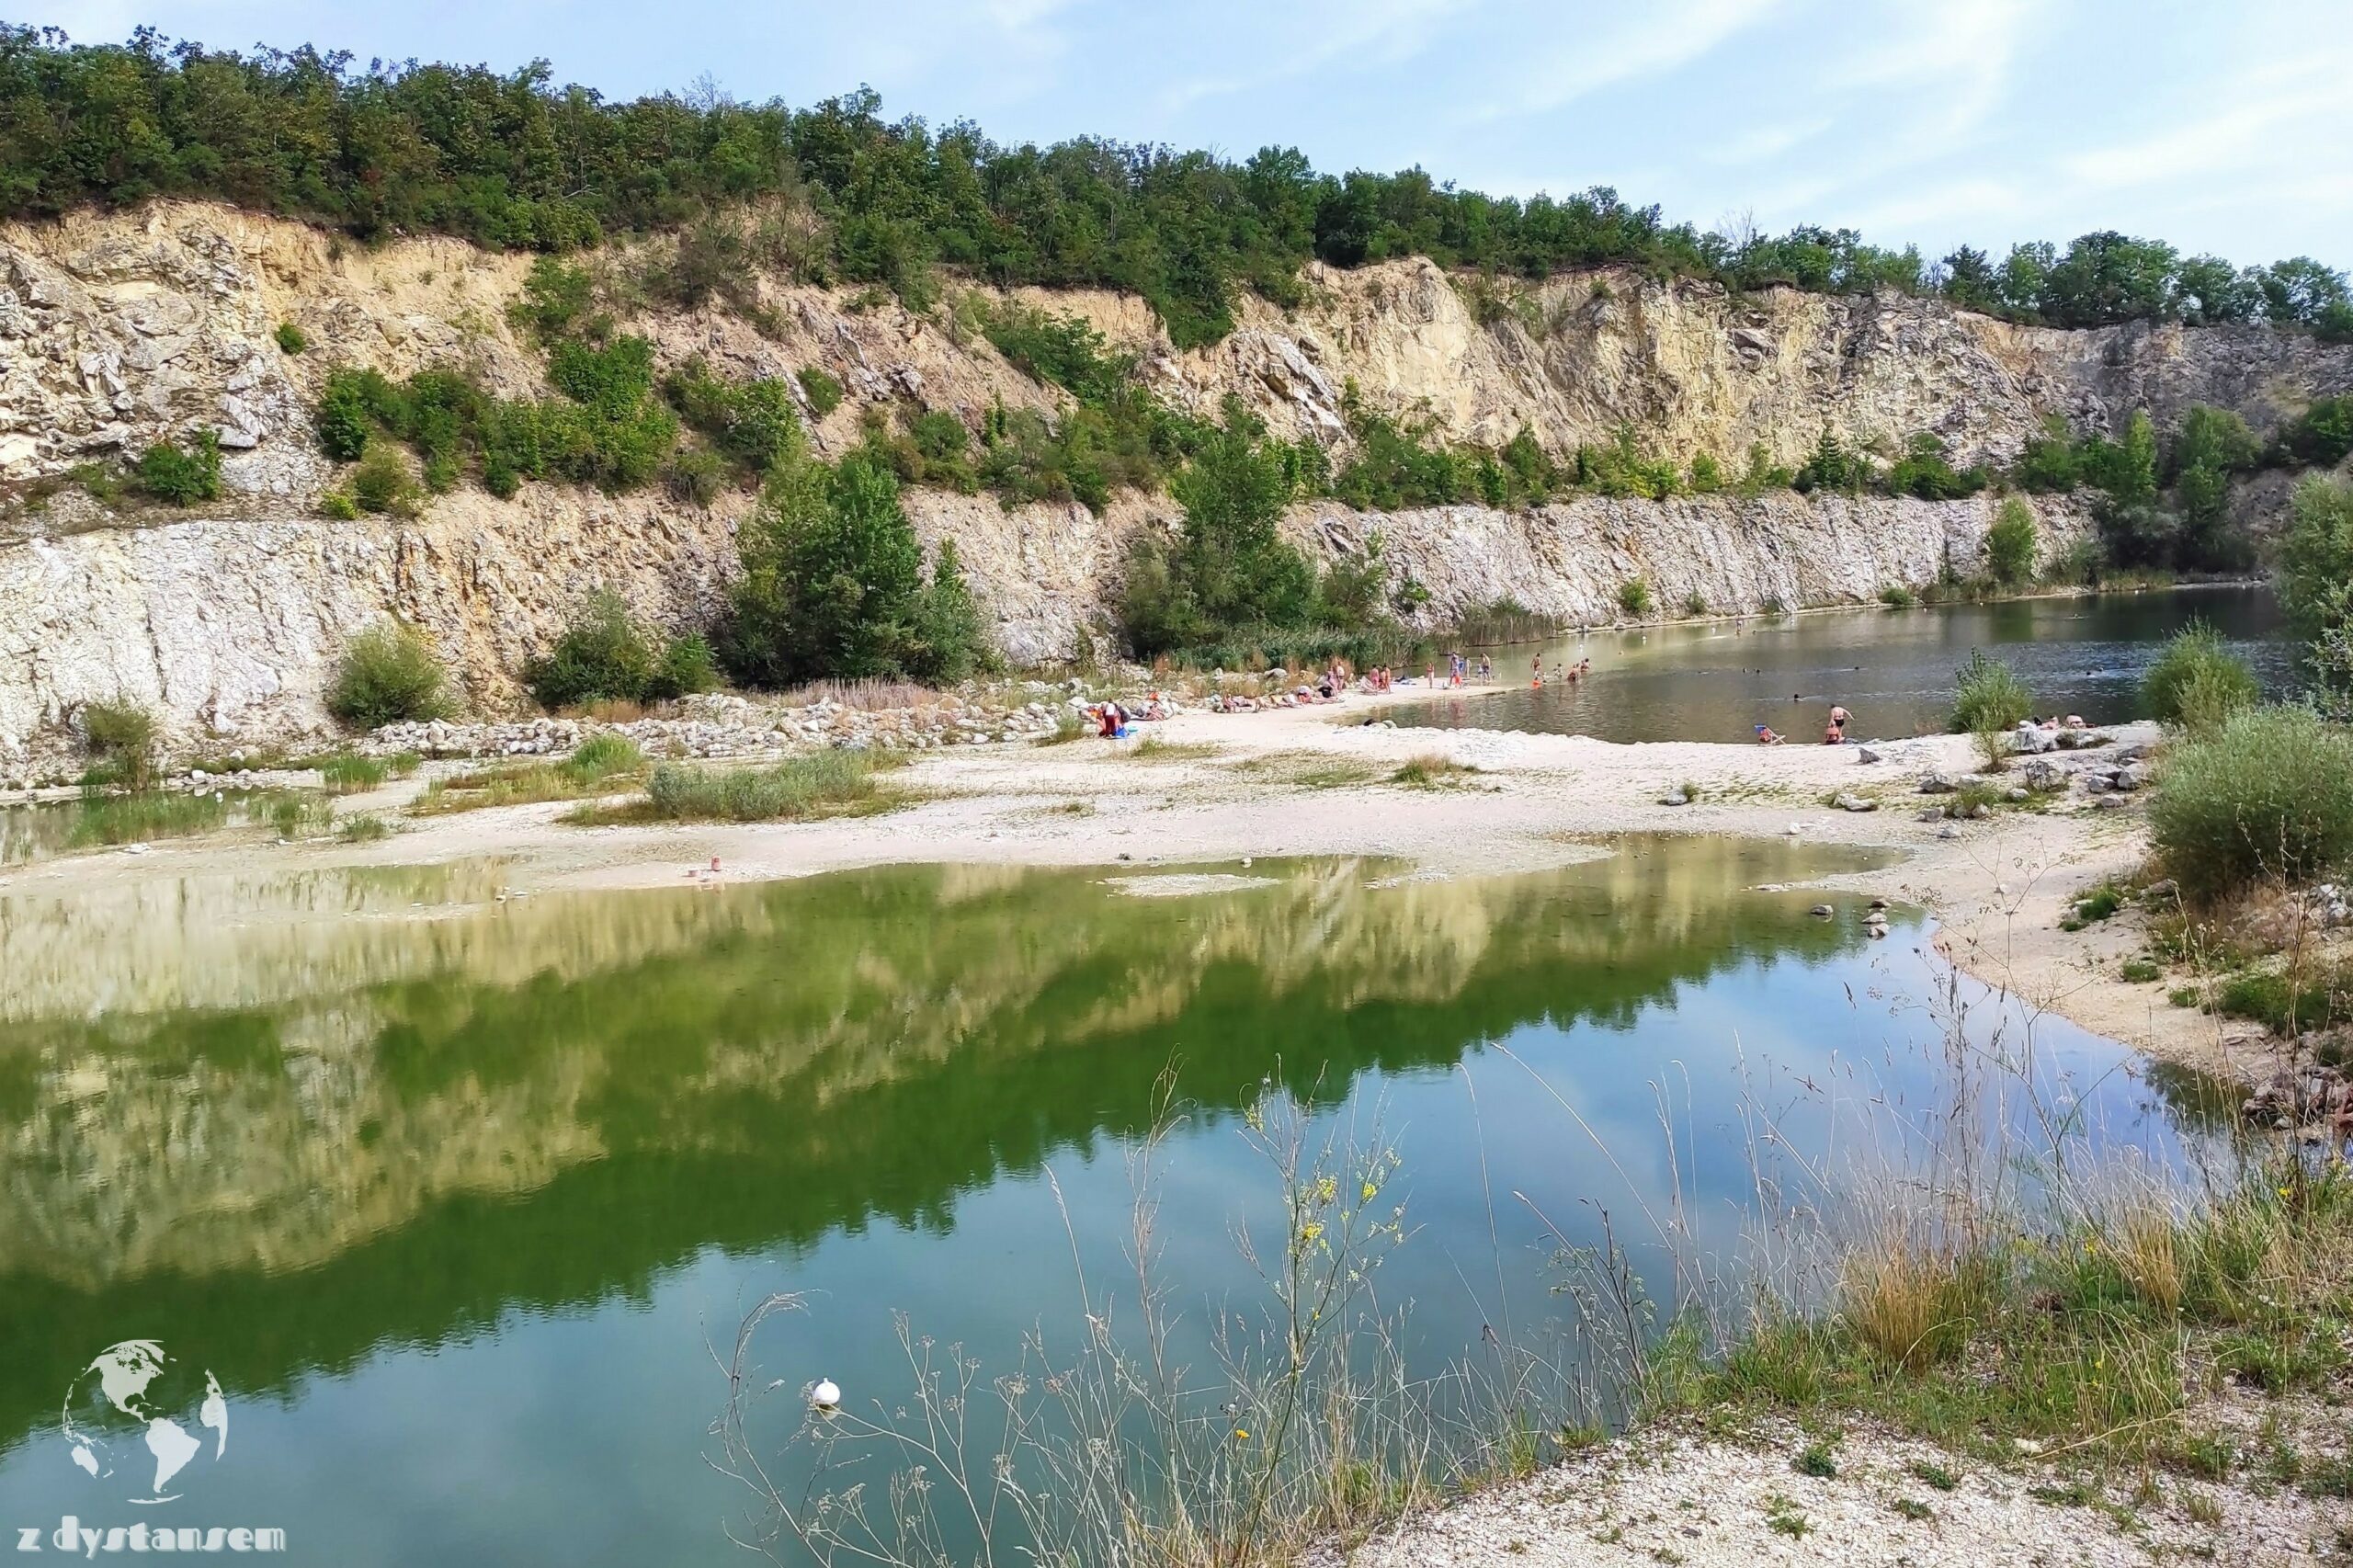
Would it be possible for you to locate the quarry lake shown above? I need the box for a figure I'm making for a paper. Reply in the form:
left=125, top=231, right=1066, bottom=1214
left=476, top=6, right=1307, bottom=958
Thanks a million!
left=1391, top=585, right=2290, bottom=742
left=0, top=844, right=2223, bottom=1565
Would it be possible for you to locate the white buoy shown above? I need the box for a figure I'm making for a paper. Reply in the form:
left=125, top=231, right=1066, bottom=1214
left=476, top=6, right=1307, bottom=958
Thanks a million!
left=810, top=1378, right=842, bottom=1409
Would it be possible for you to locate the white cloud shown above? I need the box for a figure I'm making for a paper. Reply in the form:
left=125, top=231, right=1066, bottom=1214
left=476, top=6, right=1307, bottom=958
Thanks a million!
left=1468, top=0, right=1787, bottom=122
left=1155, top=0, right=1473, bottom=115
left=1707, top=117, right=1832, bottom=167
left=2062, top=61, right=2351, bottom=190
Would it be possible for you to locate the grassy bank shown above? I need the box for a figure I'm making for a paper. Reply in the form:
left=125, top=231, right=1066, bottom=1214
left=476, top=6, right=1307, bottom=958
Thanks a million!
left=570, top=749, right=906, bottom=824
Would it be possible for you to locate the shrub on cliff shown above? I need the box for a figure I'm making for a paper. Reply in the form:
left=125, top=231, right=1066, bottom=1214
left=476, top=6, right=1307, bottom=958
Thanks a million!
left=663, top=358, right=801, bottom=478
left=526, top=590, right=717, bottom=710
left=796, top=367, right=845, bottom=417
left=2152, top=706, right=2353, bottom=902
left=327, top=622, right=450, bottom=731
left=1984, top=497, right=2038, bottom=585
left=134, top=433, right=222, bottom=505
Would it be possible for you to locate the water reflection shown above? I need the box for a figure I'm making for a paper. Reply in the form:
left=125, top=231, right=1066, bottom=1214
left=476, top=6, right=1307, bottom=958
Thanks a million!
left=0, top=841, right=2207, bottom=1566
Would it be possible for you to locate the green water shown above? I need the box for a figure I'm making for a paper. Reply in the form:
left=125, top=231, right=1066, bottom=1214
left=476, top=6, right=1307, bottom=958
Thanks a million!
left=0, top=846, right=2206, bottom=1563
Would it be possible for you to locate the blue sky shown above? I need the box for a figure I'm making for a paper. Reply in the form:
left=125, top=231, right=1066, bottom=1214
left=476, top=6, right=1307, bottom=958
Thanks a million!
left=32, top=0, right=2353, bottom=268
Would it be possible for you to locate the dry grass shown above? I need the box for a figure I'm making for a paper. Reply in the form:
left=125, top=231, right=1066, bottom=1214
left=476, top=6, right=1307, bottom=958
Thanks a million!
left=783, top=677, right=943, bottom=711
left=1388, top=754, right=1483, bottom=790
left=1836, top=1235, right=1990, bottom=1370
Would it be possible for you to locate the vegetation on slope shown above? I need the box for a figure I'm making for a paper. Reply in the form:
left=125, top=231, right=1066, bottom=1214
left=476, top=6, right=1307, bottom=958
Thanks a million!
left=5, top=25, right=2350, bottom=349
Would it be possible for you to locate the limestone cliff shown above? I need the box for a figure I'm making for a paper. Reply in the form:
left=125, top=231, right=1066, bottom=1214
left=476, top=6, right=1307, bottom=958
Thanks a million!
left=0, top=200, right=2341, bottom=764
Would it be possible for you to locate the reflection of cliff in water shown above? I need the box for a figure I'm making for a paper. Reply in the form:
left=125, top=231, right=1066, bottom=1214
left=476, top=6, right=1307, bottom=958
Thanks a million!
left=0, top=837, right=1888, bottom=1450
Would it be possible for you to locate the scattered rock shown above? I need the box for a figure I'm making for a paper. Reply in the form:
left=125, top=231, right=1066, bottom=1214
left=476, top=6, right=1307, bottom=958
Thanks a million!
left=2019, top=758, right=2065, bottom=793
left=1854, top=745, right=1881, bottom=765
left=1832, top=791, right=1876, bottom=812
left=1810, top=903, right=1835, bottom=917
left=1918, top=772, right=1959, bottom=794
left=1658, top=790, right=1689, bottom=807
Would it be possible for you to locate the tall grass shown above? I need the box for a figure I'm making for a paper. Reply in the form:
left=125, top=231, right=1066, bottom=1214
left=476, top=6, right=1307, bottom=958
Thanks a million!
left=66, top=790, right=226, bottom=846
left=623, top=752, right=899, bottom=824
left=316, top=752, right=388, bottom=795
left=411, top=733, right=646, bottom=815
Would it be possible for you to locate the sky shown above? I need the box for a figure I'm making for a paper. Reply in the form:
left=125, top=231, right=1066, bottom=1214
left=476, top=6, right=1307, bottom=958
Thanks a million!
left=27, top=0, right=2353, bottom=269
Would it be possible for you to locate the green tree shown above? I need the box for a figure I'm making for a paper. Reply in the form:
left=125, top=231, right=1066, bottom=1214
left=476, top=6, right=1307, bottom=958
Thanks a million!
left=1165, top=402, right=1316, bottom=632
left=1984, top=497, right=2038, bottom=585
left=1792, top=430, right=1867, bottom=494
left=907, top=538, right=990, bottom=683
left=2082, top=409, right=2159, bottom=506
left=722, top=448, right=926, bottom=685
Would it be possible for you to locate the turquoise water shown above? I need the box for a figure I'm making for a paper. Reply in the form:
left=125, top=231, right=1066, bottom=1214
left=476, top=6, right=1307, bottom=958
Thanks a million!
left=0, top=846, right=2212, bottom=1563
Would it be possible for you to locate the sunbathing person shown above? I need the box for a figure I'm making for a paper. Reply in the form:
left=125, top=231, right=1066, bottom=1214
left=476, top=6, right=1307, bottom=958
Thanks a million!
left=1756, top=723, right=1785, bottom=745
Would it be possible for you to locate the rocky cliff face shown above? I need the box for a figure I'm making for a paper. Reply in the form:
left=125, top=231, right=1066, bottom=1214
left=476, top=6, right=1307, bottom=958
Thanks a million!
left=0, top=201, right=2337, bottom=765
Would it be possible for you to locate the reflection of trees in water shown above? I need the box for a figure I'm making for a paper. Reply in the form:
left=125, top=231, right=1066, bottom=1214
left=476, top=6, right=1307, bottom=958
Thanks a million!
left=0, top=840, right=1879, bottom=1452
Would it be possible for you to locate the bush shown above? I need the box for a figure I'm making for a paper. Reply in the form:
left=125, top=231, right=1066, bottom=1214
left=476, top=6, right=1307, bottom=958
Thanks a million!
left=1984, top=497, right=2038, bottom=585
left=2149, top=706, right=2353, bottom=903
left=664, top=358, right=801, bottom=477
left=526, top=590, right=716, bottom=710
left=134, top=433, right=222, bottom=505
left=81, top=699, right=157, bottom=788
left=326, top=621, right=450, bottom=730
left=350, top=443, right=421, bottom=516
left=796, top=366, right=845, bottom=416
left=275, top=321, right=306, bottom=354
left=1951, top=649, right=2031, bottom=733
left=2142, top=620, right=2259, bottom=732
left=1618, top=577, right=1654, bottom=619
left=2279, top=475, right=2353, bottom=638
left=2284, top=395, right=2353, bottom=468
left=1886, top=433, right=1988, bottom=499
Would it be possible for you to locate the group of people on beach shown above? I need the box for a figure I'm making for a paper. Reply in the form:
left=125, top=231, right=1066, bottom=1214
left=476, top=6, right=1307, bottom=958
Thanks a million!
left=1756, top=702, right=1853, bottom=746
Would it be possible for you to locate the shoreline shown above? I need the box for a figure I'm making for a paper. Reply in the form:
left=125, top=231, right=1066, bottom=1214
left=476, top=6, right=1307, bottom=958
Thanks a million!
left=0, top=696, right=2278, bottom=1091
